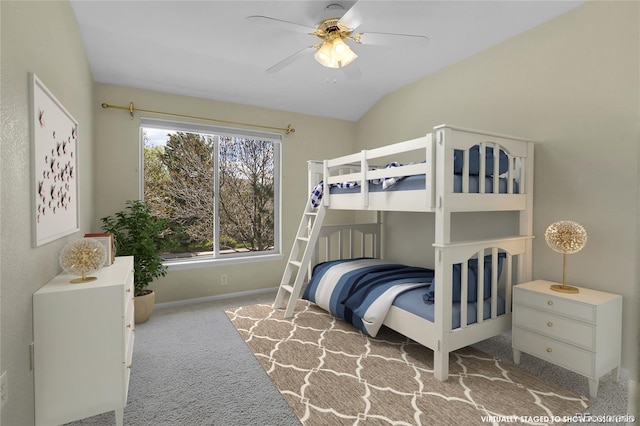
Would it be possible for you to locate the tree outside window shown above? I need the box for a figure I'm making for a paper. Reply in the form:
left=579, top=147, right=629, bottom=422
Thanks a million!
left=142, top=122, right=279, bottom=262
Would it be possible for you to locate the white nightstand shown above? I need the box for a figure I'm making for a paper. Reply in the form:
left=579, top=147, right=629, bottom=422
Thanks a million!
left=512, top=280, right=622, bottom=398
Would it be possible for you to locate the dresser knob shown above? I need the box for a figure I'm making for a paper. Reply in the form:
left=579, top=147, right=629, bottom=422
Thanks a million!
left=547, top=300, right=553, bottom=306
left=546, top=347, right=552, bottom=353
left=127, top=364, right=132, bottom=369
left=127, top=324, right=132, bottom=328
left=547, top=322, right=553, bottom=327
left=126, top=288, right=131, bottom=293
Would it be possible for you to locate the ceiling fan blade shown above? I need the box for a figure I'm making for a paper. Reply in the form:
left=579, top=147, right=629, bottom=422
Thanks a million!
left=355, top=32, right=430, bottom=48
left=246, top=15, right=315, bottom=34
left=338, top=1, right=362, bottom=30
left=266, top=45, right=315, bottom=74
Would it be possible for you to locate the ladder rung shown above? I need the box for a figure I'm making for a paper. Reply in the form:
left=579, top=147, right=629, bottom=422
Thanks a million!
left=281, top=284, right=294, bottom=293
left=305, top=211, right=318, bottom=216
left=297, top=237, right=309, bottom=242
left=289, top=261, right=302, bottom=268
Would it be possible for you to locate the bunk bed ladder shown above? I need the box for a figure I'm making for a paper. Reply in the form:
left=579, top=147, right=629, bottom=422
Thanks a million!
left=274, top=203, right=326, bottom=318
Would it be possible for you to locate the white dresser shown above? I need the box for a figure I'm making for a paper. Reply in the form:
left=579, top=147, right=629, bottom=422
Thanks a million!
left=512, top=280, right=622, bottom=398
left=33, top=256, right=135, bottom=426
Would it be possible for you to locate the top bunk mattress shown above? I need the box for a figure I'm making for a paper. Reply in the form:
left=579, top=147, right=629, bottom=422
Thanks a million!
left=329, top=174, right=518, bottom=194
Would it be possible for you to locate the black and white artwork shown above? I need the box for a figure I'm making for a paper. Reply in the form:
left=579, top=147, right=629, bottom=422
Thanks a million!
left=31, top=73, right=79, bottom=247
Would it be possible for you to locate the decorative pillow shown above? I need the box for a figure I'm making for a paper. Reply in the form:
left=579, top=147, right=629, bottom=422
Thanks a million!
left=453, top=145, right=509, bottom=176
left=422, top=253, right=506, bottom=303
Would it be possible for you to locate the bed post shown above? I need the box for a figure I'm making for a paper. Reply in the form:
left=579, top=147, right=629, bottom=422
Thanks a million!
left=519, top=142, right=534, bottom=282
left=308, top=161, right=323, bottom=273
left=433, top=127, right=454, bottom=381
left=376, top=211, right=383, bottom=259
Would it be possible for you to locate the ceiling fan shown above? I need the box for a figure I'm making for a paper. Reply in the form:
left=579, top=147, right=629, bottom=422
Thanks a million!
left=247, top=2, right=429, bottom=77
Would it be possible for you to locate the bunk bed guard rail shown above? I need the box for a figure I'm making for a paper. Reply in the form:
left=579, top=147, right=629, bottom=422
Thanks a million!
left=308, top=125, right=532, bottom=213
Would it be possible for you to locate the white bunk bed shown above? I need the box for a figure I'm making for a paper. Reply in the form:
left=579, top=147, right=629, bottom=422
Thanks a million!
left=275, top=124, right=534, bottom=381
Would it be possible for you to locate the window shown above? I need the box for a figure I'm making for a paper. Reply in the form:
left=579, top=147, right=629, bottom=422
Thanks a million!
left=140, top=118, right=281, bottom=268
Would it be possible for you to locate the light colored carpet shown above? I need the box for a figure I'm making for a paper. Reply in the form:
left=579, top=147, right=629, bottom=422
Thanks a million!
left=226, top=300, right=593, bottom=425
left=67, top=292, right=300, bottom=426
left=67, top=290, right=629, bottom=425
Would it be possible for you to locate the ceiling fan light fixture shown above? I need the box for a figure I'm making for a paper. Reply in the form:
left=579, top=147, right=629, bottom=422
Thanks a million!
left=314, top=38, right=357, bottom=69
left=314, top=41, right=334, bottom=67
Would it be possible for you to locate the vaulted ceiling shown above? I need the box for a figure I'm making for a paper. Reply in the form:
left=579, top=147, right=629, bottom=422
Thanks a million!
left=70, top=1, right=581, bottom=121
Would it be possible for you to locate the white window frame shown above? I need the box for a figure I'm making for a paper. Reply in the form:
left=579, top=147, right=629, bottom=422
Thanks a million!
left=139, top=117, right=283, bottom=271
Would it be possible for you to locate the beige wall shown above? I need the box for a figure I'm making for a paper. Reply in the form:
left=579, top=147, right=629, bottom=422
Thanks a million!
left=93, top=83, right=356, bottom=303
left=1, top=1, right=638, bottom=424
left=0, top=1, right=95, bottom=424
left=356, top=2, right=639, bottom=376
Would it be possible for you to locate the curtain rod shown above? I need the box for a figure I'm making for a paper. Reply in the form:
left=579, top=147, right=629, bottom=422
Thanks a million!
left=101, top=102, right=295, bottom=136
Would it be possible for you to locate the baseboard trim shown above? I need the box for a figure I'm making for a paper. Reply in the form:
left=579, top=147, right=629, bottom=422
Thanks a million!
left=154, top=287, right=278, bottom=310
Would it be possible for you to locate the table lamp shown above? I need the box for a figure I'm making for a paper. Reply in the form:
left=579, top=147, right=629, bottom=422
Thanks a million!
left=59, top=238, right=107, bottom=283
left=544, top=220, right=587, bottom=294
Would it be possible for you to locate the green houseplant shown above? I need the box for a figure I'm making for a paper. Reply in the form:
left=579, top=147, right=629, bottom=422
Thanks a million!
left=101, top=200, right=169, bottom=323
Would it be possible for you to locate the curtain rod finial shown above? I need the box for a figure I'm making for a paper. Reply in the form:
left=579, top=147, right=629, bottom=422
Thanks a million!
left=286, top=124, right=295, bottom=135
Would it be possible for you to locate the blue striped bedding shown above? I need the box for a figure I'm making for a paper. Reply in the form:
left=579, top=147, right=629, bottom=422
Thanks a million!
left=302, top=258, right=434, bottom=336
left=303, top=257, right=508, bottom=336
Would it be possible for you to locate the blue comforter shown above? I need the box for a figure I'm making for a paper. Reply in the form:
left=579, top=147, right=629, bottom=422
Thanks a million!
left=302, top=258, right=434, bottom=336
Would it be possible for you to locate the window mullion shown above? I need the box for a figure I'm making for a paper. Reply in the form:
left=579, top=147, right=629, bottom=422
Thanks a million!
left=213, top=135, right=220, bottom=258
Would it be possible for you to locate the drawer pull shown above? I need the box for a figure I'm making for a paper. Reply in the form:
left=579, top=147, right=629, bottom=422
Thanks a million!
left=546, top=347, right=553, bottom=353
left=547, top=322, right=553, bottom=327
left=547, top=300, right=553, bottom=306
left=127, top=364, right=132, bottom=369
left=127, top=323, right=132, bottom=328
left=126, top=288, right=131, bottom=293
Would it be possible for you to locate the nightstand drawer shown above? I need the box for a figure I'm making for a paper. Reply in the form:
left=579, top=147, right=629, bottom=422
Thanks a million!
left=513, top=304, right=595, bottom=349
left=513, top=288, right=595, bottom=322
left=513, top=327, right=595, bottom=377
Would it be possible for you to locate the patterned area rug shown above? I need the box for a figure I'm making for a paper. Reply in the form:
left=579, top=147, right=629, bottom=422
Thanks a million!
left=226, top=300, right=590, bottom=425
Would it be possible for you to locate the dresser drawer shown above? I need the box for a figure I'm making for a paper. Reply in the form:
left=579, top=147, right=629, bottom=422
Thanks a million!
left=124, top=269, right=134, bottom=297
left=124, top=299, right=135, bottom=347
left=123, top=330, right=134, bottom=403
left=514, top=288, right=595, bottom=322
left=513, top=304, right=595, bottom=349
left=513, top=327, right=595, bottom=377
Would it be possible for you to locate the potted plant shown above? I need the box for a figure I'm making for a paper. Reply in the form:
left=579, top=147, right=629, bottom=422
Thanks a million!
left=101, top=200, right=169, bottom=323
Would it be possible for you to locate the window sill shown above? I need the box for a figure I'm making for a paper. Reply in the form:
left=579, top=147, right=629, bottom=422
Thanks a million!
left=164, top=252, right=284, bottom=272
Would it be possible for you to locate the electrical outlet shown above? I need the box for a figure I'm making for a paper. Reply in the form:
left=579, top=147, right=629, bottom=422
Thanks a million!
left=220, top=274, right=228, bottom=285
left=1, top=371, right=7, bottom=409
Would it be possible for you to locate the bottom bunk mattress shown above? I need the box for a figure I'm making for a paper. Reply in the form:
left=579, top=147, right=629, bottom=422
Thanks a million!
left=303, top=258, right=434, bottom=337
left=392, top=287, right=505, bottom=330
left=302, top=257, right=507, bottom=337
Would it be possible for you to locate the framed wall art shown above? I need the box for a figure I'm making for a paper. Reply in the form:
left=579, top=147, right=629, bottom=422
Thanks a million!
left=30, top=73, right=79, bottom=247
